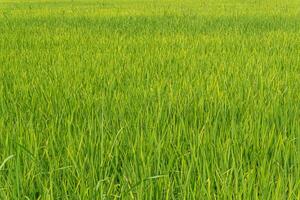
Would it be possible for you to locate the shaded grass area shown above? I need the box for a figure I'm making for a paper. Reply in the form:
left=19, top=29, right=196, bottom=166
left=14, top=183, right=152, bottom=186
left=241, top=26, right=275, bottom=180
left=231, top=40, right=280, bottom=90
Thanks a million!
left=1, top=15, right=300, bottom=36
left=0, top=0, right=299, bottom=199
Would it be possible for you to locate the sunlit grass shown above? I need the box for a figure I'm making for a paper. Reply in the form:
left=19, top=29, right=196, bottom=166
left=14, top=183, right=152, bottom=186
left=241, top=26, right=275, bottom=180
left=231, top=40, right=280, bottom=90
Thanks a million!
left=0, top=0, right=299, bottom=199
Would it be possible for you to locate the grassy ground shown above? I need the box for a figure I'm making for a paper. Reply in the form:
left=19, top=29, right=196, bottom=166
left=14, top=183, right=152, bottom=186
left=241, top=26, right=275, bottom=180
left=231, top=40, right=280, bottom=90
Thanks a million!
left=0, top=0, right=299, bottom=199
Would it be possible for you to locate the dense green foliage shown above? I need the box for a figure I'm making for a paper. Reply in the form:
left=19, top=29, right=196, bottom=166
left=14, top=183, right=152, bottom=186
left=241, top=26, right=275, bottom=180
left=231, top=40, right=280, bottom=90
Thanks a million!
left=0, top=0, right=299, bottom=199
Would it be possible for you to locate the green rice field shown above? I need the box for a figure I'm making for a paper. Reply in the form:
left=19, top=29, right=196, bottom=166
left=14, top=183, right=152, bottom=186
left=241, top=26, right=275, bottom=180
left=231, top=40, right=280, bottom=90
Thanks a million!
left=0, top=0, right=299, bottom=199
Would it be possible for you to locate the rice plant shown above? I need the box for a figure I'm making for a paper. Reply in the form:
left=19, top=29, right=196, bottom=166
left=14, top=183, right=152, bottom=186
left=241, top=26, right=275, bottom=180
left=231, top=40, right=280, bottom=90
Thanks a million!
left=0, top=0, right=299, bottom=199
